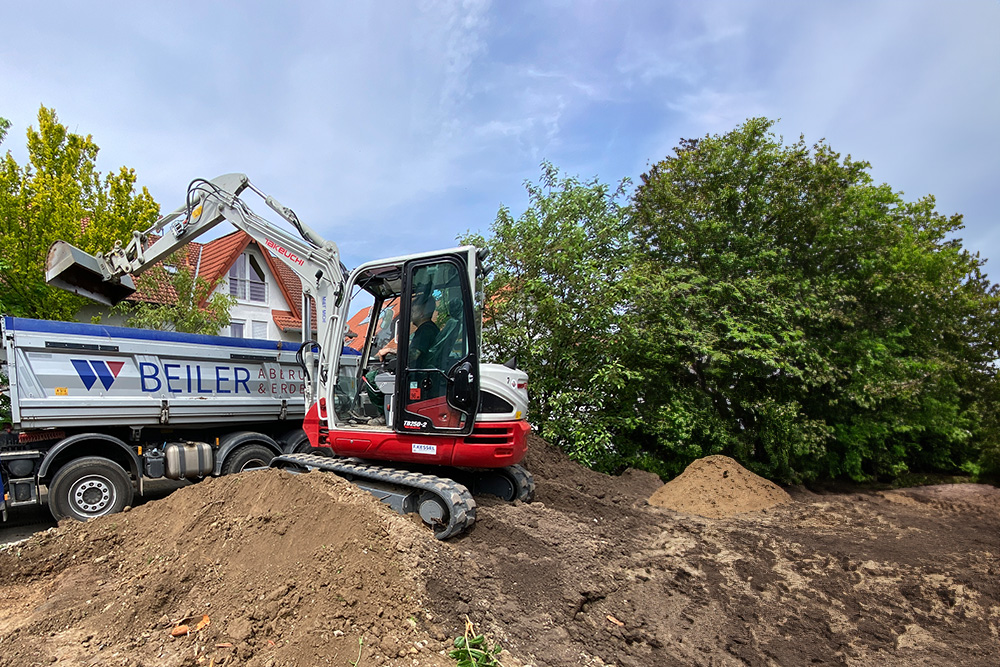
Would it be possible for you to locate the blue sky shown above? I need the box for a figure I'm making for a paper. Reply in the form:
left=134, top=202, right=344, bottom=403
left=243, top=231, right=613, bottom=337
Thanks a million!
left=1, top=1, right=998, bottom=275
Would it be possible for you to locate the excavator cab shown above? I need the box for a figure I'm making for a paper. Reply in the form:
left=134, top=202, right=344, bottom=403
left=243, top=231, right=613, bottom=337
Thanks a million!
left=396, top=257, right=478, bottom=432
left=333, top=248, right=481, bottom=439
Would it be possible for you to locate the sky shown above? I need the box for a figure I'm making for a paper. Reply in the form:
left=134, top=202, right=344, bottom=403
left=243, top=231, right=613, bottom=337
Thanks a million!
left=1, top=1, right=998, bottom=275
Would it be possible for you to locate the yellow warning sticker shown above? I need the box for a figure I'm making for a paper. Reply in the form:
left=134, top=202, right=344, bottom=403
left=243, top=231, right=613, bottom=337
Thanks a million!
left=55, top=387, right=68, bottom=396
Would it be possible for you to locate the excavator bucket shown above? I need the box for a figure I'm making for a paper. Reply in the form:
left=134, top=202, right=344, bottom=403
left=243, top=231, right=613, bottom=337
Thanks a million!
left=45, top=240, right=136, bottom=306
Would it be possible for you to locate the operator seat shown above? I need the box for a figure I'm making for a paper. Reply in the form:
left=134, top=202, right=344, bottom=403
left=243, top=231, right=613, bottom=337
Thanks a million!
left=428, top=299, right=465, bottom=373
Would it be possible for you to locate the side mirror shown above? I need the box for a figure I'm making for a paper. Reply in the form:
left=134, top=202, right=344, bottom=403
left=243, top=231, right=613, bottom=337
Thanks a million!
left=448, top=361, right=475, bottom=411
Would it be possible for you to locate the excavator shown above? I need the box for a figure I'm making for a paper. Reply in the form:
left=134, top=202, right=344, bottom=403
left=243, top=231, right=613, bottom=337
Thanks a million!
left=45, top=173, right=533, bottom=538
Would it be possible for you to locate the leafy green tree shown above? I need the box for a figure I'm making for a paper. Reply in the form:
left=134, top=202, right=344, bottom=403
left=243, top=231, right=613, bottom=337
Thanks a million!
left=106, top=255, right=236, bottom=335
left=0, top=106, right=159, bottom=321
left=462, top=163, right=634, bottom=470
left=628, top=118, right=1000, bottom=482
left=473, top=122, right=997, bottom=485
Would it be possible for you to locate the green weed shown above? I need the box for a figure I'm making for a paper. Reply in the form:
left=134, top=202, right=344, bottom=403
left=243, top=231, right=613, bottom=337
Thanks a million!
left=448, top=617, right=504, bottom=667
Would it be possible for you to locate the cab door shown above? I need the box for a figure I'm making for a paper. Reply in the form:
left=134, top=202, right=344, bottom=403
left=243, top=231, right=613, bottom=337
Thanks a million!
left=393, top=255, right=479, bottom=435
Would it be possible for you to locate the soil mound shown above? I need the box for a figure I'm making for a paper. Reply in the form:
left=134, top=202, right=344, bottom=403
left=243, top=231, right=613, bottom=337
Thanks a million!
left=648, top=454, right=793, bottom=518
left=0, top=470, right=452, bottom=667
left=2, top=434, right=999, bottom=667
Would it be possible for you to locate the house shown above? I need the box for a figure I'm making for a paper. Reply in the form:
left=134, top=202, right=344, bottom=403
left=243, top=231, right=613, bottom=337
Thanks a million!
left=79, top=230, right=316, bottom=344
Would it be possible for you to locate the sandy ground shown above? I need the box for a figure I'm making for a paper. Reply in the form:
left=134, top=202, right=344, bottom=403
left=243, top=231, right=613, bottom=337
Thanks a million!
left=1, top=432, right=997, bottom=666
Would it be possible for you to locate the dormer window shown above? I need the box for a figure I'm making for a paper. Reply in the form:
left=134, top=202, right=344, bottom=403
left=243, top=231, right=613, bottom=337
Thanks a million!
left=230, top=252, right=267, bottom=303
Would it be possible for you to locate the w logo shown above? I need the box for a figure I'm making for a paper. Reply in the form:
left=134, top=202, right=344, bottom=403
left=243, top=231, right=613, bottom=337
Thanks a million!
left=72, top=359, right=125, bottom=391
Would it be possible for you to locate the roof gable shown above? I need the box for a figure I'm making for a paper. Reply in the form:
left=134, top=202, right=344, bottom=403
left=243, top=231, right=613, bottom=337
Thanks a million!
left=197, top=230, right=252, bottom=286
left=128, top=231, right=308, bottom=323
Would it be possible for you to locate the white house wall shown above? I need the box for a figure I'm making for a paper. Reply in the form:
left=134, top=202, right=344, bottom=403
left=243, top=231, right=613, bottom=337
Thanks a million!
left=215, top=245, right=295, bottom=343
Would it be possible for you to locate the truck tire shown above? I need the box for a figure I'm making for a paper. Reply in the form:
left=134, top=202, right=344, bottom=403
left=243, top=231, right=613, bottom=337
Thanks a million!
left=221, top=445, right=275, bottom=475
left=48, top=457, right=134, bottom=522
left=278, top=428, right=311, bottom=454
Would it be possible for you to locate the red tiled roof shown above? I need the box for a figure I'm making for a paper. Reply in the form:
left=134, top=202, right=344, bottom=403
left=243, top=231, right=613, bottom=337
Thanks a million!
left=344, top=306, right=373, bottom=351
left=272, top=309, right=302, bottom=331
left=344, top=301, right=400, bottom=351
left=127, top=231, right=311, bottom=334
left=195, top=230, right=250, bottom=289
left=128, top=239, right=205, bottom=305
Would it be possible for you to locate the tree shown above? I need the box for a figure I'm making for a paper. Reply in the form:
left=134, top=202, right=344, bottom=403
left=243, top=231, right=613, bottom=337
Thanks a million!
left=462, top=163, right=634, bottom=470
left=472, top=121, right=998, bottom=485
left=0, top=106, right=159, bottom=321
left=628, top=118, right=1000, bottom=482
left=105, top=255, right=236, bottom=335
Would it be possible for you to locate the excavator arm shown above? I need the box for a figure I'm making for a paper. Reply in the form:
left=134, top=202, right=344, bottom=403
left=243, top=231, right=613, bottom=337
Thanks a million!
left=45, top=173, right=347, bottom=408
left=48, top=173, right=343, bottom=303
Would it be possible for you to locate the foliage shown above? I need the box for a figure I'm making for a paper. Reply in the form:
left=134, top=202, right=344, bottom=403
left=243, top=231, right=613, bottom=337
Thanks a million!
left=628, top=118, right=999, bottom=482
left=350, top=636, right=364, bottom=667
left=449, top=618, right=504, bottom=667
left=0, top=106, right=159, bottom=321
left=105, top=255, right=236, bottom=335
left=473, top=121, right=998, bottom=485
left=973, top=373, right=1000, bottom=483
left=461, top=162, right=634, bottom=471
left=0, top=254, right=11, bottom=319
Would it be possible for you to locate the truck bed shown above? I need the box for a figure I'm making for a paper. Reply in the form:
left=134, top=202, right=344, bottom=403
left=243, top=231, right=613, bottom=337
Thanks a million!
left=3, top=317, right=309, bottom=429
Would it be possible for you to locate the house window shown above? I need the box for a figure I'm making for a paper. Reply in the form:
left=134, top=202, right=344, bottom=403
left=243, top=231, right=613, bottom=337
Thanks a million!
left=230, top=253, right=267, bottom=303
left=230, top=320, right=245, bottom=338
left=251, top=320, right=268, bottom=339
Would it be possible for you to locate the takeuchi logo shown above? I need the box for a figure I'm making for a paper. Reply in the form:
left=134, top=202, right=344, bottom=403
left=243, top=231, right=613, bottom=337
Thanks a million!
left=72, top=359, right=125, bottom=391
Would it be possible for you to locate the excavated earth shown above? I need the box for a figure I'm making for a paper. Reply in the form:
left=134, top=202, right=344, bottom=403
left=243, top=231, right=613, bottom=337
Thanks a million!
left=1, top=432, right=998, bottom=666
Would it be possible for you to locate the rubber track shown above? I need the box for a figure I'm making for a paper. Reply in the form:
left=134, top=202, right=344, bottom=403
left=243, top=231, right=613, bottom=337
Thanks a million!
left=502, top=464, right=536, bottom=503
left=270, top=453, right=477, bottom=540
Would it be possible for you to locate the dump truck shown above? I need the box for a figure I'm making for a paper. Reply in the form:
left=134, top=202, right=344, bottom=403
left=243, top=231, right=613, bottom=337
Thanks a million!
left=0, top=315, right=318, bottom=519
left=2, top=174, right=532, bottom=539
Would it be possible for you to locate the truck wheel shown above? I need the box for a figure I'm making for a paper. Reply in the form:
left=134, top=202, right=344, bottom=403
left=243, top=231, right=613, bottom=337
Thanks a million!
left=278, top=428, right=311, bottom=454
left=221, top=445, right=275, bottom=475
left=48, top=457, right=134, bottom=522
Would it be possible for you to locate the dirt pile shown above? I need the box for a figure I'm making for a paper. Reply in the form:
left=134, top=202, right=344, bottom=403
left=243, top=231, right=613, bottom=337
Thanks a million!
left=0, top=470, right=457, bottom=667
left=2, top=432, right=999, bottom=666
left=647, top=454, right=793, bottom=518
left=420, top=436, right=999, bottom=666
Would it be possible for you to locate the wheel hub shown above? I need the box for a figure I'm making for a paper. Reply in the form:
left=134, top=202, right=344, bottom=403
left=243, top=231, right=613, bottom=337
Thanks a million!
left=71, top=476, right=115, bottom=515
left=240, top=458, right=269, bottom=471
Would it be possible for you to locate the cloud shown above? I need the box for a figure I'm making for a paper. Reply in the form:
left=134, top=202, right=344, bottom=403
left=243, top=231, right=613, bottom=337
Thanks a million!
left=1, top=0, right=997, bottom=271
